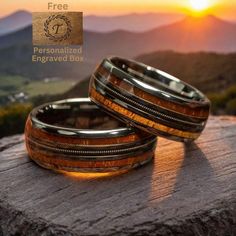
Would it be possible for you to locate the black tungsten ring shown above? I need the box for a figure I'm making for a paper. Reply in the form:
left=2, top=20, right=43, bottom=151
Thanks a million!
left=25, top=98, right=157, bottom=173
left=89, top=57, right=211, bottom=142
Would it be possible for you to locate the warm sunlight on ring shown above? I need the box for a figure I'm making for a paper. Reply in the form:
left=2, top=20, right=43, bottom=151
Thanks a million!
left=190, top=0, right=209, bottom=11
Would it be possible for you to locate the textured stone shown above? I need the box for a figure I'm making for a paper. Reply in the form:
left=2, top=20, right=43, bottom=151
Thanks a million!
left=0, top=116, right=235, bottom=235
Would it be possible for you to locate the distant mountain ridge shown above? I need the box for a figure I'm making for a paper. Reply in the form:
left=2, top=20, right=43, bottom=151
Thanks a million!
left=0, top=11, right=184, bottom=36
left=0, top=15, right=236, bottom=79
left=84, top=13, right=184, bottom=32
left=0, top=14, right=235, bottom=53
left=148, top=15, right=236, bottom=52
left=0, top=10, right=31, bottom=36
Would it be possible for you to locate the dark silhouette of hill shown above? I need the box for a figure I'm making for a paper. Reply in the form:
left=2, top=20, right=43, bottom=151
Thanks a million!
left=136, top=50, right=236, bottom=93
left=0, top=26, right=31, bottom=49
left=0, top=10, right=31, bottom=36
left=62, top=51, right=236, bottom=97
left=63, top=77, right=90, bottom=97
left=0, top=43, right=94, bottom=80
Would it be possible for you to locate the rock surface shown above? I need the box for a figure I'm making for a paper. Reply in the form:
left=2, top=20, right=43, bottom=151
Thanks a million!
left=0, top=116, right=235, bottom=236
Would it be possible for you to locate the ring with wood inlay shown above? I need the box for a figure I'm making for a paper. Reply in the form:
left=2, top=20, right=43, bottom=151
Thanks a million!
left=24, top=98, right=157, bottom=173
left=89, top=57, right=211, bottom=142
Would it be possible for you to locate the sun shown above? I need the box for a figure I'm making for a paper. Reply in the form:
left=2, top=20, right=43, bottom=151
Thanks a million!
left=190, top=0, right=209, bottom=11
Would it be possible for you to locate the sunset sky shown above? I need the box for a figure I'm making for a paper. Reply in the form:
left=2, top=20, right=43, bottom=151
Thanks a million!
left=1, top=0, right=236, bottom=20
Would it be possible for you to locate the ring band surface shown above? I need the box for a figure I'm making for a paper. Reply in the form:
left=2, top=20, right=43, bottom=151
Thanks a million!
left=89, top=57, right=211, bottom=142
left=25, top=98, right=157, bottom=173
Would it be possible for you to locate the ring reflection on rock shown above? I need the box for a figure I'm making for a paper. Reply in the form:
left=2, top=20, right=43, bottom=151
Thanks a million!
left=25, top=98, right=157, bottom=173
left=89, top=57, right=211, bottom=142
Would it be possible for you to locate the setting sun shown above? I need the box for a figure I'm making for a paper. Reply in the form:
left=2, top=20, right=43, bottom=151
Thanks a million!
left=190, top=0, right=209, bottom=11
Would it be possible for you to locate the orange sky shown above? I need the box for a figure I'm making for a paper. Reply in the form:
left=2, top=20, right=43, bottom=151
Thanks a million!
left=1, top=0, right=236, bottom=20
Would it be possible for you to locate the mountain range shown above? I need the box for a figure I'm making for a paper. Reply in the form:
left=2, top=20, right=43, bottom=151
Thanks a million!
left=84, top=13, right=184, bottom=32
left=0, top=14, right=236, bottom=80
left=0, top=10, right=31, bottom=36
left=83, top=15, right=236, bottom=62
left=0, top=10, right=184, bottom=35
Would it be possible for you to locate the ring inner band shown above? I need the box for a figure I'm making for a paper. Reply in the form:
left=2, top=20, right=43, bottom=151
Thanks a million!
left=35, top=100, right=125, bottom=130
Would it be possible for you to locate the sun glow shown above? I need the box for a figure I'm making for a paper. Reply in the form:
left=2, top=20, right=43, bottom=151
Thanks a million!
left=59, top=170, right=129, bottom=179
left=190, top=0, right=209, bottom=11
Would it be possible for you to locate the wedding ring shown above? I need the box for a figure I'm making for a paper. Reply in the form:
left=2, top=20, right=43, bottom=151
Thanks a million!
left=25, top=98, right=157, bottom=173
left=89, top=57, right=210, bottom=142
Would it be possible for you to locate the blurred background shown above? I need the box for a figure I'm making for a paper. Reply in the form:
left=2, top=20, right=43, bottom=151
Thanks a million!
left=0, top=0, right=236, bottom=138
